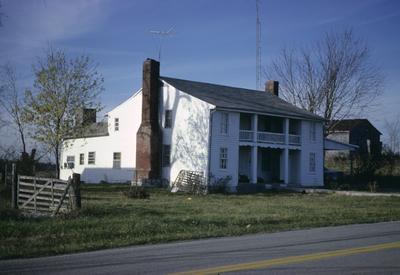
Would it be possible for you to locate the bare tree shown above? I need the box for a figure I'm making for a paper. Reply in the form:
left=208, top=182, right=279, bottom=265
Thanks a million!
left=0, top=63, right=28, bottom=153
left=24, top=48, right=104, bottom=178
left=384, top=117, right=400, bottom=154
left=267, top=30, right=383, bottom=130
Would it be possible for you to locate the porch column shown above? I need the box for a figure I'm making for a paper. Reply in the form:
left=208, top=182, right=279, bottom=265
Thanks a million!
left=284, top=118, right=289, bottom=184
left=283, top=148, right=289, bottom=184
left=252, top=114, right=258, bottom=142
left=284, top=118, right=289, bottom=145
left=251, top=146, right=258, bottom=184
left=251, top=114, right=258, bottom=184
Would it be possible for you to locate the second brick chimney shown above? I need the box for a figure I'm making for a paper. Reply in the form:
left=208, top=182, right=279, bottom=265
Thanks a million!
left=265, top=80, right=279, bottom=97
left=135, top=59, right=162, bottom=181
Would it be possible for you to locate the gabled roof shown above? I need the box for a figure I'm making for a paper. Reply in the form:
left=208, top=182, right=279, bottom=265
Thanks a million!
left=160, top=76, right=324, bottom=121
left=330, top=119, right=382, bottom=135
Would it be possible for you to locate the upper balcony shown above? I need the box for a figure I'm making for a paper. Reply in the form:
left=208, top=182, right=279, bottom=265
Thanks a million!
left=239, top=113, right=301, bottom=146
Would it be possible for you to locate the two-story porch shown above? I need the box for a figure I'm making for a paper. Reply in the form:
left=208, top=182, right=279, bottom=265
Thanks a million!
left=238, top=113, right=301, bottom=185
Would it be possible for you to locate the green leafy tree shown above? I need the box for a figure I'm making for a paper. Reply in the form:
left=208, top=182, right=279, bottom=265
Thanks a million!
left=24, top=49, right=104, bottom=178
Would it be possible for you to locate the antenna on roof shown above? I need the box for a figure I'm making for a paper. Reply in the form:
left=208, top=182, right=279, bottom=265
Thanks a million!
left=149, top=27, right=175, bottom=62
left=256, top=0, right=262, bottom=90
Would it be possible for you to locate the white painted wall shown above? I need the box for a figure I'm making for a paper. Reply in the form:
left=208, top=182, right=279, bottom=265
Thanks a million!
left=60, top=81, right=324, bottom=189
left=209, top=111, right=240, bottom=191
left=299, top=121, right=324, bottom=186
left=160, top=82, right=215, bottom=184
left=60, top=91, right=142, bottom=183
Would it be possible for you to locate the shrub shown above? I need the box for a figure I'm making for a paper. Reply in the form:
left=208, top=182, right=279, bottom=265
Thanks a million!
left=238, top=174, right=249, bottom=183
left=208, top=175, right=231, bottom=194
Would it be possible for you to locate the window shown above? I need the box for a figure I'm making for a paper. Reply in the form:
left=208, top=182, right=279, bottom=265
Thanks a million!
left=162, top=145, right=171, bottom=167
left=310, top=122, right=316, bottom=142
left=88, top=152, right=96, bottom=165
left=165, top=110, right=172, bottom=128
left=309, top=152, right=316, bottom=173
left=220, top=112, right=229, bottom=134
left=114, top=118, right=119, bottom=131
left=113, top=152, right=121, bottom=169
left=79, top=153, right=84, bottom=165
left=66, top=156, right=75, bottom=169
left=219, top=147, right=228, bottom=169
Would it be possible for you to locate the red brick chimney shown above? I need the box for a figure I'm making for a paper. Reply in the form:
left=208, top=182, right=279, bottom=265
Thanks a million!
left=135, top=59, right=162, bottom=181
left=265, top=80, right=279, bottom=97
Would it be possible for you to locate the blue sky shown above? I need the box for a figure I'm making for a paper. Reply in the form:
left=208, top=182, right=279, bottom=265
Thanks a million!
left=0, top=0, right=399, bottom=147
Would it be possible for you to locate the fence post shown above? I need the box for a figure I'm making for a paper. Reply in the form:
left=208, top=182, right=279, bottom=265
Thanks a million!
left=70, top=173, right=81, bottom=210
left=11, top=163, right=18, bottom=209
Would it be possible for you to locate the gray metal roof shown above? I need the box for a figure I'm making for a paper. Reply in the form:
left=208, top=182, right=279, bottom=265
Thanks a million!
left=160, top=76, right=324, bottom=121
left=64, top=121, right=109, bottom=140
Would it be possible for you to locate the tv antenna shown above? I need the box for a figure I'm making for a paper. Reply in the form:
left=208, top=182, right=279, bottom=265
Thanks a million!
left=256, top=0, right=261, bottom=90
left=150, top=27, right=175, bottom=62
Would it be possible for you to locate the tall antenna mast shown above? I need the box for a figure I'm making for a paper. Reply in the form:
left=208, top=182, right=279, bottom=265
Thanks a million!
left=256, top=0, right=261, bottom=90
left=150, top=27, right=174, bottom=62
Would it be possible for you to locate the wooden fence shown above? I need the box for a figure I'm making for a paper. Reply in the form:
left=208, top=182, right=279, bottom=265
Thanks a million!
left=1, top=162, right=15, bottom=185
left=16, top=174, right=80, bottom=216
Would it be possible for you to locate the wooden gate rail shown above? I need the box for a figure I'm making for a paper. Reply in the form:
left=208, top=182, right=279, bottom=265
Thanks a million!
left=17, top=175, right=72, bottom=215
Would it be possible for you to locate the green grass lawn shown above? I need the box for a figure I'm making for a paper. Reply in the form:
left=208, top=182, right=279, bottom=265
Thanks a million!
left=1, top=184, right=400, bottom=259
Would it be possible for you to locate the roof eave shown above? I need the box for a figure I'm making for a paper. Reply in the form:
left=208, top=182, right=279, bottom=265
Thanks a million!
left=215, top=106, right=325, bottom=121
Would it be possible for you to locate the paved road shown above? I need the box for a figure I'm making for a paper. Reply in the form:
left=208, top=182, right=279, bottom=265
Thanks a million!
left=1, top=222, right=400, bottom=274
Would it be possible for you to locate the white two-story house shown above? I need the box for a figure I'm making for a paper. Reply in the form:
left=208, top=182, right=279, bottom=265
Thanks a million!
left=60, top=58, right=324, bottom=190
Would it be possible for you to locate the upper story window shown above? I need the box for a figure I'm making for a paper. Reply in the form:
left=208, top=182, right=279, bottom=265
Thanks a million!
left=220, top=112, right=229, bottom=135
left=309, top=152, right=316, bottom=173
left=66, top=156, right=75, bottom=169
left=88, top=152, right=96, bottom=165
left=114, top=118, right=119, bottom=131
left=219, top=147, right=228, bottom=169
left=162, top=145, right=171, bottom=167
left=113, top=152, right=121, bottom=169
left=310, top=122, right=316, bottom=142
left=165, top=110, right=172, bottom=128
left=79, top=153, right=84, bottom=165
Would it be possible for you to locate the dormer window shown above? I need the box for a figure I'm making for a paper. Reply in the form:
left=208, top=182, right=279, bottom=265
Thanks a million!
left=114, top=118, right=119, bottom=131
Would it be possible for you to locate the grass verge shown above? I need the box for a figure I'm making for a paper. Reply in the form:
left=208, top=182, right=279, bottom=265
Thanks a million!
left=1, top=184, right=400, bottom=259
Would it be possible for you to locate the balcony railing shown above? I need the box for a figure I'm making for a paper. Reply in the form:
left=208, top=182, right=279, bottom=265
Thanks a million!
left=239, top=130, right=253, bottom=141
left=239, top=130, right=301, bottom=146
left=289, top=134, right=301, bottom=145
left=258, top=131, right=285, bottom=144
